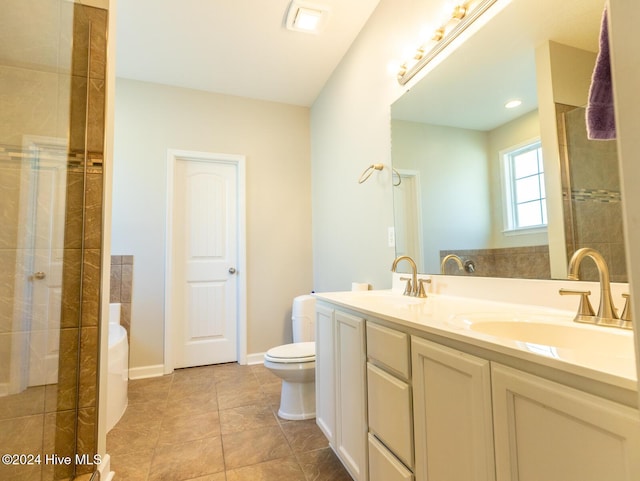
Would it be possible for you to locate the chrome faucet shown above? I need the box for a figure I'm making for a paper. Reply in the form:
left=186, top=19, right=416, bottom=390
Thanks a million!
left=392, top=255, right=428, bottom=298
left=440, top=254, right=464, bottom=274
left=566, top=248, right=621, bottom=328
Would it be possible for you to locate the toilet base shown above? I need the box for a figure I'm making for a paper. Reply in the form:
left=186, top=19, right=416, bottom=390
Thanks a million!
left=278, top=379, right=316, bottom=420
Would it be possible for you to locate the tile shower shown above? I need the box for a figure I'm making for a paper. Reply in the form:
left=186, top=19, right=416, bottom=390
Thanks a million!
left=110, top=256, right=134, bottom=338
left=0, top=1, right=108, bottom=480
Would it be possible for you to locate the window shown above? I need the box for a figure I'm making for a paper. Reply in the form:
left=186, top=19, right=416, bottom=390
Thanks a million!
left=502, top=140, right=546, bottom=231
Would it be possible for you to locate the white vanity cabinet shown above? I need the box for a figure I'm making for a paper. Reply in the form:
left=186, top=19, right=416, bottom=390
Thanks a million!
left=492, top=363, right=640, bottom=481
left=366, top=322, right=414, bottom=480
left=411, top=337, right=495, bottom=481
left=316, top=296, right=640, bottom=481
left=315, top=304, right=336, bottom=443
left=316, top=303, right=368, bottom=481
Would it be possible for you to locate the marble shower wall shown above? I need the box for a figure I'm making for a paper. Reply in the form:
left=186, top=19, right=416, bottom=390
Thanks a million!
left=557, top=104, right=627, bottom=283
left=0, top=1, right=107, bottom=479
left=440, top=246, right=551, bottom=279
left=110, top=256, right=134, bottom=338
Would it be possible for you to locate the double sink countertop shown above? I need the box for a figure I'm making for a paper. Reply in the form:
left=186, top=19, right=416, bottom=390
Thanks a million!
left=314, top=288, right=638, bottom=398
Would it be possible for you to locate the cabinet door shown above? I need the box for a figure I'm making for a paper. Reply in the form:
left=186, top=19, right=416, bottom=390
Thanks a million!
left=335, top=310, right=368, bottom=481
left=369, top=434, right=414, bottom=481
left=367, top=362, right=413, bottom=468
left=411, top=337, right=495, bottom=481
left=315, top=304, right=336, bottom=444
left=492, top=363, right=640, bottom=481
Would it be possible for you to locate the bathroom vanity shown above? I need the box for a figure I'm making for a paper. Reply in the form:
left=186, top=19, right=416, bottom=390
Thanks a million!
left=314, top=277, right=640, bottom=481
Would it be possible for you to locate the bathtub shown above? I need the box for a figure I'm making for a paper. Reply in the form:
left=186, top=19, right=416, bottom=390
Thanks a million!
left=107, top=303, right=128, bottom=432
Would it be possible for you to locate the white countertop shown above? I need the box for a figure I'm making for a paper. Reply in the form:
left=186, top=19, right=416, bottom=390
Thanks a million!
left=314, top=289, right=638, bottom=393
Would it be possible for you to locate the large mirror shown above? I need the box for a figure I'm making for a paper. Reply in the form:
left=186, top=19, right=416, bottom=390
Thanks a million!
left=391, top=0, right=627, bottom=282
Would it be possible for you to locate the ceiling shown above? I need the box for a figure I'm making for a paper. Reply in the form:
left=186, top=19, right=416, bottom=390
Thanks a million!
left=115, top=0, right=380, bottom=107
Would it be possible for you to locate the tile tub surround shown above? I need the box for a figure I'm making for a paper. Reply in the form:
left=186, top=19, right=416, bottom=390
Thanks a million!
left=107, top=363, right=351, bottom=481
left=440, top=245, right=551, bottom=279
left=110, top=255, right=134, bottom=337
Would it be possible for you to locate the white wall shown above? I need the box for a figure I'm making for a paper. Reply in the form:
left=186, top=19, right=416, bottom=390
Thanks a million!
left=112, top=78, right=313, bottom=369
left=311, top=0, right=447, bottom=292
left=391, top=119, right=491, bottom=273
left=311, top=0, right=639, bottom=399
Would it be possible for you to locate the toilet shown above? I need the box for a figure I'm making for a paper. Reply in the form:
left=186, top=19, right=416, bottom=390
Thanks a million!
left=264, top=295, right=316, bottom=420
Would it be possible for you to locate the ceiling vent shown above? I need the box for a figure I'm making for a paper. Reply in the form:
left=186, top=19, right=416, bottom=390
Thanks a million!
left=285, top=0, right=329, bottom=34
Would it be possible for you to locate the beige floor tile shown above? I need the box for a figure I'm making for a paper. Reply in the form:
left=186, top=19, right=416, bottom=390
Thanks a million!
left=184, top=473, right=227, bottom=481
left=297, top=447, right=354, bottom=481
left=222, top=425, right=292, bottom=469
left=148, top=436, right=225, bottom=481
left=128, top=375, right=173, bottom=404
left=280, top=419, right=329, bottom=453
left=107, top=363, right=339, bottom=481
left=169, top=376, right=217, bottom=399
left=113, top=401, right=165, bottom=434
left=225, top=455, right=306, bottom=481
left=219, top=403, right=278, bottom=435
left=211, top=363, right=254, bottom=383
left=110, top=450, right=153, bottom=481
left=158, top=410, right=221, bottom=445
left=216, top=384, right=265, bottom=410
left=106, top=424, right=159, bottom=457
left=172, top=365, right=217, bottom=384
left=164, top=391, right=219, bottom=418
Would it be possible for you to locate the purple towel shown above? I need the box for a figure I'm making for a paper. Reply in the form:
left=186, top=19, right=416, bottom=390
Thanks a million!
left=586, top=7, right=616, bottom=140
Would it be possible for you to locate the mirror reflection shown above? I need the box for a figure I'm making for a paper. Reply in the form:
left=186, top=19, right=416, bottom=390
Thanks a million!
left=391, top=0, right=626, bottom=282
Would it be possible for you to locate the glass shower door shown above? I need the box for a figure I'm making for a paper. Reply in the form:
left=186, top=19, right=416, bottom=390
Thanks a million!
left=0, top=0, right=106, bottom=479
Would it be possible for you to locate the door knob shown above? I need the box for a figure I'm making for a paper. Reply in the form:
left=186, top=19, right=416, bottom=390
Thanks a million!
left=228, top=267, right=237, bottom=274
left=31, top=272, right=46, bottom=280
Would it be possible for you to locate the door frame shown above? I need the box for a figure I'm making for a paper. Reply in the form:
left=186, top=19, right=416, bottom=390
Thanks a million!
left=394, top=169, right=424, bottom=269
left=164, top=149, right=247, bottom=374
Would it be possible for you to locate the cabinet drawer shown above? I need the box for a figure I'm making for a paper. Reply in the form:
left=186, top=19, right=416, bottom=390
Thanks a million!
left=366, top=321, right=409, bottom=378
left=367, top=362, right=414, bottom=468
left=369, top=434, right=414, bottom=481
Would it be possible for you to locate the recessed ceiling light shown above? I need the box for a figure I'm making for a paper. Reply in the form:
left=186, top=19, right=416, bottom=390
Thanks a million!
left=286, top=1, right=329, bottom=34
left=505, top=99, right=522, bottom=109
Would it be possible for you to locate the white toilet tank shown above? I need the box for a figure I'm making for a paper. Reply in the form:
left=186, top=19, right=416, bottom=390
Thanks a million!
left=292, top=295, right=316, bottom=342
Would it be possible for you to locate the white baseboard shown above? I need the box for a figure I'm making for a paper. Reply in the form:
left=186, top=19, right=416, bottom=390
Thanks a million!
left=128, top=364, right=165, bottom=380
left=128, top=357, right=267, bottom=377
left=98, top=453, right=114, bottom=481
left=246, top=352, right=266, bottom=365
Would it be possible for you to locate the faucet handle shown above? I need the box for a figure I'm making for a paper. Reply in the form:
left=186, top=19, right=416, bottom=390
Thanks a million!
left=417, top=278, right=431, bottom=298
left=620, top=293, right=632, bottom=328
left=559, top=288, right=595, bottom=323
left=400, top=276, right=413, bottom=296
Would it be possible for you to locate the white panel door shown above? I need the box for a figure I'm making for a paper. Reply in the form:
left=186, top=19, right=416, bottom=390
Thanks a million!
left=173, top=157, right=238, bottom=368
left=28, top=154, right=65, bottom=386
left=10, top=138, right=66, bottom=392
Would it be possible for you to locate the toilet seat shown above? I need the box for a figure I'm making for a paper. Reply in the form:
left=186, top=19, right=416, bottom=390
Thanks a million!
left=265, top=341, right=315, bottom=364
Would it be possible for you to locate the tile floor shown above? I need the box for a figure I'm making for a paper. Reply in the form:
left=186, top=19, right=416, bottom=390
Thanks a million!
left=107, top=363, right=353, bottom=480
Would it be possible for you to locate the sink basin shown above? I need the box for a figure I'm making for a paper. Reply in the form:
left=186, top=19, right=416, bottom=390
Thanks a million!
left=468, top=319, right=632, bottom=352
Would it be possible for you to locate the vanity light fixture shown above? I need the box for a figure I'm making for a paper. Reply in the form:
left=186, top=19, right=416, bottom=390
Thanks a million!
left=285, top=0, right=329, bottom=34
left=505, top=99, right=522, bottom=109
left=397, top=0, right=501, bottom=86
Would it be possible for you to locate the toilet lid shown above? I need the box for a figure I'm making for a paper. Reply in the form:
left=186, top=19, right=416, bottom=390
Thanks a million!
left=265, top=342, right=315, bottom=363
